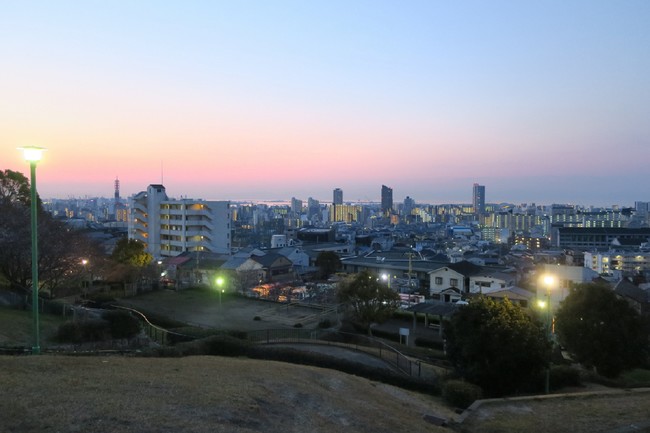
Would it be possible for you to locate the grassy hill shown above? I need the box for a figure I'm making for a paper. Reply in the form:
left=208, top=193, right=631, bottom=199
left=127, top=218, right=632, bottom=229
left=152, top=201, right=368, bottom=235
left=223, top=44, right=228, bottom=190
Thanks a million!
left=0, top=355, right=455, bottom=433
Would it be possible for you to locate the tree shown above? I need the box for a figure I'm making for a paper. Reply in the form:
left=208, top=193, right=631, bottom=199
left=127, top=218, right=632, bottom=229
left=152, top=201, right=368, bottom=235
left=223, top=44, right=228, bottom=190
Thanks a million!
left=555, top=283, right=649, bottom=378
left=445, top=296, right=550, bottom=397
left=111, top=239, right=152, bottom=267
left=0, top=169, right=103, bottom=295
left=315, top=251, right=341, bottom=279
left=0, top=169, right=32, bottom=207
left=337, top=270, right=399, bottom=332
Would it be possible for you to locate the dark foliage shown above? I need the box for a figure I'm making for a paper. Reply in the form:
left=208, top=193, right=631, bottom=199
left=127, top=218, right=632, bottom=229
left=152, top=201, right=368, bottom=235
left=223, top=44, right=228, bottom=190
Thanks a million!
left=555, top=283, right=649, bottom=378
left=442, top=380, right=483, bottom=409
left=445, top=296, right=550, bottom=397
left=102, top=310, right=141, bottom=339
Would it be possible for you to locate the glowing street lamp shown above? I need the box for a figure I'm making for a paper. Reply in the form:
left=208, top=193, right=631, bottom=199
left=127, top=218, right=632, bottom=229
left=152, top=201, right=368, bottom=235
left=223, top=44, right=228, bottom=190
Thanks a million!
left=216, top=276, right=225, bottom=306
left=19, top=146, right=46, bottom=355
left=541, top=274, right=555, bottom=394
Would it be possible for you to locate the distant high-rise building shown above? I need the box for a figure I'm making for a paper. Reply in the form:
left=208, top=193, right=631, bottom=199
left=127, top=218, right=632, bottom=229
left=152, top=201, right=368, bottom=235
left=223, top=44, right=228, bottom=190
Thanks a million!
left=403, top=196, right=415, bottom=216
left=381, top=185, right=393, bottom=215
left=333, top=188, right=343, bottom=205
left=291, top=197, right=302, bottom=215
left=473, top=183, right=485, bottom=215
left=307, top=197, right=320, bottom=219
left=114, top=177, right=120, bottom=203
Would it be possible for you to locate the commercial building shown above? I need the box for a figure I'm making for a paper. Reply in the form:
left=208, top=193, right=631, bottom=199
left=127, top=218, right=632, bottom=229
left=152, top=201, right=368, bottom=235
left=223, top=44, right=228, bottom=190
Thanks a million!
left=473, top=183, right=485, bottom=215
left=381, top=185, right=393, bottom=216
left=128, top=184, right=231, bottom=258
left=333, top=188, right=343, bottom=205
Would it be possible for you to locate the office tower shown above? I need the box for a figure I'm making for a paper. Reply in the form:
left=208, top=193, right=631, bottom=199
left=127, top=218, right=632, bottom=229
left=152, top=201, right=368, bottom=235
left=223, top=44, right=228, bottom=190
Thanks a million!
left=291, top=197, right=302, bottom=215
left=473, top=183, right=485, bottom=215
left=128, top=184, right=231, bottom=258
left=381, top=185, right=393, bottom=215
left=307, top=197, right=320, bottom=219
left=333, top=188, right=343, bottom=205
left=403, top=196, right=415, bottom=216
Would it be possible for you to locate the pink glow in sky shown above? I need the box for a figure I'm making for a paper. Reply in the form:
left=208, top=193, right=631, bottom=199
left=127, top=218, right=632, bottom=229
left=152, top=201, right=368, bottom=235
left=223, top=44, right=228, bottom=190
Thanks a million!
left=2, top=1, right=649, bottom=207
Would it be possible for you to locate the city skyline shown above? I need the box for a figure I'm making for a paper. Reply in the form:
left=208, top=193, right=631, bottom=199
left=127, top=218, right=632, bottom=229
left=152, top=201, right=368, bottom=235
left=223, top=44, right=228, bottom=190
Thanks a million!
left=3, top=1, right=649, bottom=207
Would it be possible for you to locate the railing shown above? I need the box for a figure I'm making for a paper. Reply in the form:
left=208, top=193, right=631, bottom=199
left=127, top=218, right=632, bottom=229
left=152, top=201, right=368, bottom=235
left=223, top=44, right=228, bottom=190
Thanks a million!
left=246, top=328, right=421, bottom=377
left=111, top=305, right=195, bottom=346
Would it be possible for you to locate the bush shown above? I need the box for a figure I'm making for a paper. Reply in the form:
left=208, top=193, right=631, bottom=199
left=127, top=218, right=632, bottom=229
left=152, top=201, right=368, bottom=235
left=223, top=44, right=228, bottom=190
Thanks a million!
left=550, top=365, right=582, bottom=390
left=442, top=380, right=483, bottom=409
left=102, top=310, right=141, bottom=339
left=56, top=320, right=111, bottom=343
left=414, top=337, right=444, bottom=351
left=253, top=316, right=261, bottom=321
left=147, top=334, right=251, bottom=357
left=318, top=319, right=332, bottom=328
left=293, top=323, right=303, bottom=328
left=370, top=328, right=400, bottom=343
left=84, top=293, right=117, bottom=308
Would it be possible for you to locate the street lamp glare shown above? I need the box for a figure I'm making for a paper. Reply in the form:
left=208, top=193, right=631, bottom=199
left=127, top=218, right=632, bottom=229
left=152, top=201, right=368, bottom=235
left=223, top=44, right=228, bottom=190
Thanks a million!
left=216, top=276, right=224, bottom=286
left=20, top=146, right=46, bottom=162
left=543, top=275, right=555, bottom=287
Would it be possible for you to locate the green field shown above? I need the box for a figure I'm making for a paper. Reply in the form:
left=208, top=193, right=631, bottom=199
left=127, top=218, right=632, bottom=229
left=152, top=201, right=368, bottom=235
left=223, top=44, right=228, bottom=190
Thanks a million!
left=0, top=306, right=67, bottom=348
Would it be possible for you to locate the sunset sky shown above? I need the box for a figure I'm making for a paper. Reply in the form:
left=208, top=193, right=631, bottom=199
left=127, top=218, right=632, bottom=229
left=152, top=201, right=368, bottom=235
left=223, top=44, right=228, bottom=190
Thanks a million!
left=2, top=1, right=649, bottom=206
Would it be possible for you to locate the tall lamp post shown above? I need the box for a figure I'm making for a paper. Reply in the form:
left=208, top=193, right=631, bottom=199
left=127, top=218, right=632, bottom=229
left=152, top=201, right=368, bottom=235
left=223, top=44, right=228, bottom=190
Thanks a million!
left=541, top=274, right=555, bottom=394
left=216, top=276, right=225, bottom=307
left=20, top=146, right=46, bottom=355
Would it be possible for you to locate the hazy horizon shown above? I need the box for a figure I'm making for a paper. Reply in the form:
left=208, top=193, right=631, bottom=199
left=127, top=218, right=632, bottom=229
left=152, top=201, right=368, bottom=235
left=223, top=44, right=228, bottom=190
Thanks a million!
left=4, top=1, right=649, bottom=208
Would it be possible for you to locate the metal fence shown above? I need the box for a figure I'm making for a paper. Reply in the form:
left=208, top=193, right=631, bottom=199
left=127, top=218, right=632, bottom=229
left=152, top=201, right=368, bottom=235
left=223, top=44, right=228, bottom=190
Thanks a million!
left=246, top=328, right=421, bottom=377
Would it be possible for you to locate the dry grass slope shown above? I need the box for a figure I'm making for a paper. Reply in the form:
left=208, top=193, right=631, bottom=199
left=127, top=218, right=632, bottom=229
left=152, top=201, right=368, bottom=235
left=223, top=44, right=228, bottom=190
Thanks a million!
left=0, top=355, right=455, bottom=433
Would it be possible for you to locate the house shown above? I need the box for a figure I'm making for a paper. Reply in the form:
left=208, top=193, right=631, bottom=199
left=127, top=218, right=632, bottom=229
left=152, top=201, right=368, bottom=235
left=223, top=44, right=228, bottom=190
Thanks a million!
left=174, top=252, right=229, bottom=288
left=249, top=252, right=294, bottom=283
left=614, top=279, right=650, bottom=316
left=428, top=261, right=483, bottom=302
left=220, top=256, right=265, bottom=294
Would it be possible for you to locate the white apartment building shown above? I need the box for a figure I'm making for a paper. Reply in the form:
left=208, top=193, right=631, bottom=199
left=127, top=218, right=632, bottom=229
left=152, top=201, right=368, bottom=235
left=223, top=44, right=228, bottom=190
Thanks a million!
left=584, top=248, right=650, bottom=276
left=128, top=184, right=231, bottom=258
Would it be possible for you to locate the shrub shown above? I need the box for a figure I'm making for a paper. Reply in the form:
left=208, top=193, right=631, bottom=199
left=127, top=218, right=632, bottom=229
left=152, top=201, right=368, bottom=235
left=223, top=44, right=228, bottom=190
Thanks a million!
left=550, top=365, right=582, bottom=390
left=370, top=328, right=400, bottom=343
left=56, top=322, right=84, bottom=343
left=253, top=316, right=261, bottom=321
left=293, top=323, right=303, bottom=328
left=102, top=310, right=141, bottom=339
left=442, top=380, right=483, bottom=409
left=85, top=293, right=117, bottom=308
left=414, top=337, right=444, bottom=351
left=56, top=319, right=111, bottom=343
left=318, top=319, right=332, bottom=328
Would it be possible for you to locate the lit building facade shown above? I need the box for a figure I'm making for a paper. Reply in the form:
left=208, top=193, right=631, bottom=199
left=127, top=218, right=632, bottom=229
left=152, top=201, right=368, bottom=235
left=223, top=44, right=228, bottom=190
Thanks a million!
left=473, top=183, right=485, bottom=215
left=584, top=249, right=650, bottom=276
left=128, top=184, right=231, bottom=258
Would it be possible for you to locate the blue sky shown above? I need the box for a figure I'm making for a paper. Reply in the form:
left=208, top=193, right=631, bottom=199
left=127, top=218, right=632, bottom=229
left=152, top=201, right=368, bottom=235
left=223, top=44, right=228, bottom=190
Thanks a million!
left=2, top=1, right=649, bottom=206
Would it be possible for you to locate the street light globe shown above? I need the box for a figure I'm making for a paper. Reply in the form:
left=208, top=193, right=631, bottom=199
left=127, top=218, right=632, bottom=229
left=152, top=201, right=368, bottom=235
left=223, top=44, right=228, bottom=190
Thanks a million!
left=543, top=275, right=555, bottom=288
left=19, top=146, right=46, bottom=162
left=381, top=273, right=388, bottom=281
left=537, top=299, right=547, bottom=309
left=216, top=276, right=224, bottom=287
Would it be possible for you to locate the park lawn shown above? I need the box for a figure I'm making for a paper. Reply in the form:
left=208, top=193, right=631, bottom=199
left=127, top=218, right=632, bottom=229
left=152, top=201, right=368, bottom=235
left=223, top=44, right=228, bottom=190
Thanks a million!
left=0, top=306, right=67, bottom=347
left=0, top=355, right=455, bottom=433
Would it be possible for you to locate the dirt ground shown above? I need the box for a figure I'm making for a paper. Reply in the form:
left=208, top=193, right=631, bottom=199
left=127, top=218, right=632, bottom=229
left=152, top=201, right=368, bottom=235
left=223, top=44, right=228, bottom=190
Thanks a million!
left=456, top=389, right=650, bottom=433
left=115, top=289, right=340, bottom=331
